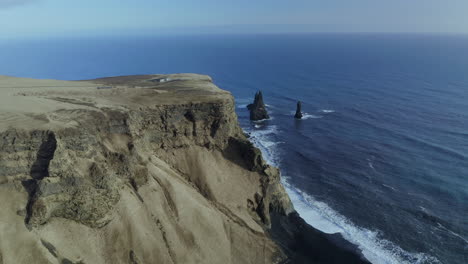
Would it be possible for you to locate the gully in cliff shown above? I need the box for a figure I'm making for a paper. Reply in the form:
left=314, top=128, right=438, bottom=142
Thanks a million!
left=247, top=91, right=269, bottom=121
left=294, top=101, right=303, bottom=119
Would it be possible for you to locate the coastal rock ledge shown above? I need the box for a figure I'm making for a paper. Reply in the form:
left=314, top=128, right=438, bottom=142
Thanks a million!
left=0, top=74, right=369, bottom=264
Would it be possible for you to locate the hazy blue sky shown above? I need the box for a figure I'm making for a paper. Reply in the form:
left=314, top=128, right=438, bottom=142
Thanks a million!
left=1, top=0, right=468, bottom=38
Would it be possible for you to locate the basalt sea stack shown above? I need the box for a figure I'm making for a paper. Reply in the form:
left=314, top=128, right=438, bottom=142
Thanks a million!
left=247, top=91, right=269, bottom=121
left=294, top=101, right=303, bottom=119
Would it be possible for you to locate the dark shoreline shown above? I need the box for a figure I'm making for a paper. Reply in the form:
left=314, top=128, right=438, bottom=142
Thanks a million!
left=270, top=211, right=371, bottom=264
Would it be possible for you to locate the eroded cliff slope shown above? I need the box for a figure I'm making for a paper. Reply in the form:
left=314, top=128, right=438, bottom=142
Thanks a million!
left=0, top=74, right=294, bottom=264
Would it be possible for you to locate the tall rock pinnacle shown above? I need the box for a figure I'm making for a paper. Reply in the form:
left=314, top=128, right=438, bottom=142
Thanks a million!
left=294, top=101, right=303, bottom=119
left=247, top=91, right=269, bottom=121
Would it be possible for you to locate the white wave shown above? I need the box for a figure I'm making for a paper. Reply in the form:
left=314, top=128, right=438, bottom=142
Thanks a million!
left=289, top=111, right=323, bottom=119
left=288, top=186, right=440, bottom=264
left=244, top=125, right=281, bottom=166
left=252, top=116, right=274, bottom=122
left=320, top=109, right=336, bottom=113
left=262, top=140, right=285, bottom=148
left=436, top=222, right=468, bottom=244
left=382, top=184, right=397, bottom=192
left=246, top=125, right=440, bottom=264
left=302, top=114, right=323, bottom=119
left=282, top=178, right=342, bottom=234
left=237, top=104, right=248, bottom=109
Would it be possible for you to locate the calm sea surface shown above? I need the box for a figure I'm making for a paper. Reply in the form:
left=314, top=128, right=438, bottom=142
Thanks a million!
left=1, top=33, right=467, bottom=264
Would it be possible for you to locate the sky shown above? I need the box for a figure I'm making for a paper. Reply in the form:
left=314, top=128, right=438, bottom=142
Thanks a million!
left=1, top=0, right=468, bottom=38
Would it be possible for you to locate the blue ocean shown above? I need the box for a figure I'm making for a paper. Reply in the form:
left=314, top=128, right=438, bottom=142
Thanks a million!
left=1, top=33, right=467, bottom=264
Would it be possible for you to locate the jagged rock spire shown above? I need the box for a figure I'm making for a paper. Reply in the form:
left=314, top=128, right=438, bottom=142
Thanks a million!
left=247, top=91, right=269, bottom=121
left=294, top=101, right=303, bottom=119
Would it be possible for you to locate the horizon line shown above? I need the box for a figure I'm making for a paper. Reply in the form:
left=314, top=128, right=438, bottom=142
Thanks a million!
left=2, top=31, right=468, bottom=42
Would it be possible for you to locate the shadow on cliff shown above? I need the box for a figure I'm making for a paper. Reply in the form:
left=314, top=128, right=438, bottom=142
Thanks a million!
left=222, top=137, right=264, bottom=172
left=22, top=132, right=57, bottom=226
left=270, top=211, right=371, bottom=264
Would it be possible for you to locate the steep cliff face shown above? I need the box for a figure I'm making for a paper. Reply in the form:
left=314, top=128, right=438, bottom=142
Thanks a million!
left=0, top=74, right=294, bottom=264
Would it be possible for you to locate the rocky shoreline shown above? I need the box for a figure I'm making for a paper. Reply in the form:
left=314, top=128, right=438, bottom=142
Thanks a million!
left=0, top=74, right=369, bottom=263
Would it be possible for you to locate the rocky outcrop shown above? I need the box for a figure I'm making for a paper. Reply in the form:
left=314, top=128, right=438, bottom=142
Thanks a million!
left=294, top=101, right=303, bottom=119
left=0, top=74, right=368, bottom=264
left=247, top=91, right=269, bottom=121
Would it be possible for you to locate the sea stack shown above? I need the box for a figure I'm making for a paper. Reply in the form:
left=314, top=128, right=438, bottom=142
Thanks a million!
left=294, top=101, right=303, bottom=119
left=247, top=91, right=269, bottom=121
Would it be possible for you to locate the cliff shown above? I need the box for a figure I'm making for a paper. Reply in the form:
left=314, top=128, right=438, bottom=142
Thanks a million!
left=0, top=74, right=368, bottom=264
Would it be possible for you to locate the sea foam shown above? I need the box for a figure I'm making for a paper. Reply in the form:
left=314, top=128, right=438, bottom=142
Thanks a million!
left=302, top=114, right=323, bottom=119
left=245, top=124, right=440, bottom=264
left=289, top=111, right=323, bottom=119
